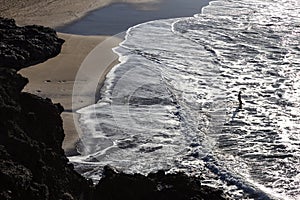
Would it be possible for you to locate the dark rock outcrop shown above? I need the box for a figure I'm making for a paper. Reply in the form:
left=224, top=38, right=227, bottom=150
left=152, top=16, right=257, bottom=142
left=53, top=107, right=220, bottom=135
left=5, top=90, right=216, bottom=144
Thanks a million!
left=0, top=17, right=64, bottom=70
left=0, top=18, right=91, bottom=200
left=0, top=68, right=92, bottom=200
left=0, top=17, right=226, bottom=200
left=95, top=166, right=225, bottom=200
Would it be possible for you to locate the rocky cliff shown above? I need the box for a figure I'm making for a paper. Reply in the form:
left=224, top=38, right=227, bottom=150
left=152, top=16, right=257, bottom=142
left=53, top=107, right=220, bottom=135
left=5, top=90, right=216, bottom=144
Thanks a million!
left=0, top=18, right=63, bottom=70
left=0, top=18, right=92, bottom=200
left=0, top=18, right=226, bottom=200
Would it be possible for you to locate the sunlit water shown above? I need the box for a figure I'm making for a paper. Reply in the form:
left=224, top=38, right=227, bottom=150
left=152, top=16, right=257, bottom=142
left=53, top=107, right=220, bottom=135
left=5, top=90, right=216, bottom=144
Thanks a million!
left=70, top=0, right=300, bottom=199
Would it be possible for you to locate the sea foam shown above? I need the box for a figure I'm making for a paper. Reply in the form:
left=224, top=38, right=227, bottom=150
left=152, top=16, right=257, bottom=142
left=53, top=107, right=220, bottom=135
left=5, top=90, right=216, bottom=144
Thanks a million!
left=71, top=0, right=300, bottom=199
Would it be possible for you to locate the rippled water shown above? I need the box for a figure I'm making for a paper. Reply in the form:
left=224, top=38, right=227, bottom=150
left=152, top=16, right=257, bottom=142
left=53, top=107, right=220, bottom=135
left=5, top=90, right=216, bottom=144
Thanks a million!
left=71, top=0, right=300, bottom=199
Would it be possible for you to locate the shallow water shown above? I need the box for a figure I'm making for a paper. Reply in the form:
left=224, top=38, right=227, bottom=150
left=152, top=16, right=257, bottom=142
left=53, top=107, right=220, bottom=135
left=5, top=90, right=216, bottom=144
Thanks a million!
left=57, top=0, right=210, bottom=35
left=71, top=0, right=300, bottom=199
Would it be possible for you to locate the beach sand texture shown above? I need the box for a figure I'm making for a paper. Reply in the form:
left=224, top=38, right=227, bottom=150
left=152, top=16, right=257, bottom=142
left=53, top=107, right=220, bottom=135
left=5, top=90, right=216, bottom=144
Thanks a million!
left=0, top=0, right=159, bottom=27
left=19, top=33, right=121, bottom=154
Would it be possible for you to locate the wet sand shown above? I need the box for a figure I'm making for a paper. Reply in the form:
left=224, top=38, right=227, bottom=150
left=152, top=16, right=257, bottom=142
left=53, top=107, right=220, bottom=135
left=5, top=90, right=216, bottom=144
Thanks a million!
left=2, top=0, right=209, bottom=155
left=20, top=33, right=121, bottom=155
left=1, top=0, right=155, bottom=154
left=0, top=0, right=159, bottom=27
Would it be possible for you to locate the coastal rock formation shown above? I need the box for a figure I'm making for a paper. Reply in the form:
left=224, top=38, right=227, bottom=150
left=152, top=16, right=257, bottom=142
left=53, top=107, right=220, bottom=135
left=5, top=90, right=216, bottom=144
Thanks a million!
left=0, top=18, right=64, bottom=70
left=0, top=18, right=226, bottom=200
left=95, top=166, right=225, bottom=200
left=0, top=18, right=91, bottom=200
left=0, top=68, right=92, bottom=200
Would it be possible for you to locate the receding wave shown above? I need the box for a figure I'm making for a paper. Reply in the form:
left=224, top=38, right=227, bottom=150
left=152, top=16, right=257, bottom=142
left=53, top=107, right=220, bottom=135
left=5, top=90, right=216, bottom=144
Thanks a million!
left=70, top=0, right=300, bottom=199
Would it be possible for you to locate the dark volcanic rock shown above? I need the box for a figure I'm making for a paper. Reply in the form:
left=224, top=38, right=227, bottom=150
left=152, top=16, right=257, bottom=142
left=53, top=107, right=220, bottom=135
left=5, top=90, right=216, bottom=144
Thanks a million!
left=94, top=166, right=225, bottom=200
left=0, top=17, right=64, bottom=70
left=0, top=68, right=92, bottom=200
left=0, top=19, right=91, bottom=200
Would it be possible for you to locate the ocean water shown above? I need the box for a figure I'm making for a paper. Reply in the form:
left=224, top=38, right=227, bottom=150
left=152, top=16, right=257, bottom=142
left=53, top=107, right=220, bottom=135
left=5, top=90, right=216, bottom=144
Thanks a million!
left=57, top=0, right=210, bottom=35
left=70, top=0, right=300, bottom=199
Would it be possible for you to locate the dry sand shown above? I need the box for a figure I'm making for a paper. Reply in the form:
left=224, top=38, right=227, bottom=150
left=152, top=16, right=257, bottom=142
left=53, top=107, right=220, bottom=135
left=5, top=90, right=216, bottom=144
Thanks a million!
left=0, top=0, right=159, bottom=28
left=20, top=33, right=122, bottom=154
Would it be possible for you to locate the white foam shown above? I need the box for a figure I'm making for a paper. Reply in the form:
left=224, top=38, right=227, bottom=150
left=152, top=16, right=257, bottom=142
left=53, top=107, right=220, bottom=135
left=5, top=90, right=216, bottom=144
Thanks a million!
left=72, top=0, right=300, bottom=199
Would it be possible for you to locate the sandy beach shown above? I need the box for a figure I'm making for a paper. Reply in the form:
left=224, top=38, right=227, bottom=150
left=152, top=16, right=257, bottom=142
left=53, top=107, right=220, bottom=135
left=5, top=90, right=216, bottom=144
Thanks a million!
left=0, top=0, right=157, bottom=154
left=0, top=0, right=159, bottom=28
left=20, top=33, right=121, bottom=154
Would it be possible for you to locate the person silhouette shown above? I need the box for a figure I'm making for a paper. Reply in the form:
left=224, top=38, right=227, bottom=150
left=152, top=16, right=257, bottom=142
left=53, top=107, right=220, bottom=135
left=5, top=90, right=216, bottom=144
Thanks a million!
left=238, top=91, right=242, bottom=109
left=230, top=91, right=243, bottom=121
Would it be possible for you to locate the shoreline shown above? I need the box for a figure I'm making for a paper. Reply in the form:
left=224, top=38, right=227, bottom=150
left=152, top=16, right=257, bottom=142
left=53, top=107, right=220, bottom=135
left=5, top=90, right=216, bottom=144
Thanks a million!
left=0, top=17, right=227, bottom=200
left=20, top=33, right=122, bottom=155
left=1, top=0, right=158, bottom=155
left=2, top=0, right=210, bottom=156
